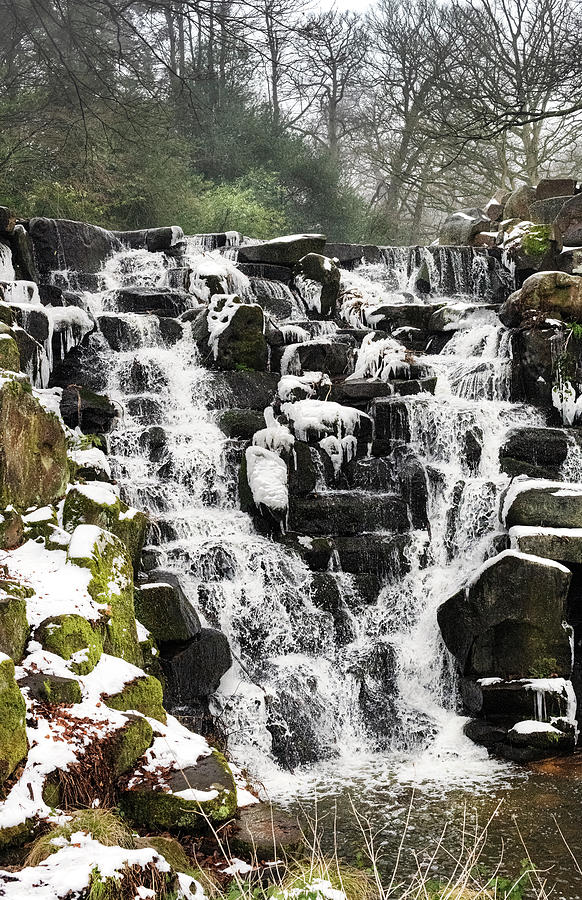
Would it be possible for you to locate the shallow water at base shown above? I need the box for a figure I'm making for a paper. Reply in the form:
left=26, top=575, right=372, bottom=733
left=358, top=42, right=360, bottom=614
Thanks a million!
left=264, top=751, right=582, bottom=898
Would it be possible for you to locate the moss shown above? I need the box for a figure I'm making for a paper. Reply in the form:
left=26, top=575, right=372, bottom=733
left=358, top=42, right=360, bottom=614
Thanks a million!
left=23, top=506, right=58, bottom=542
left=219, top=408, right=264, bottom=440
left=105, top=674, right=166, bottom=723
left=529, top=657, right=558, bottom=678
left=110, top=714, right=153, bottom=776
left=0, top=592, right=28, bottom=662
left=68, top=527, right=142, bottom=666
left=214, top=304, right=268, bottom=372
left=0, top=656, right=27, bottom=784
left=0, top=303, right=14, bottom=326
left=63, top=488, right=148, bottom=571
left=0, top=378, right=69, bottom=509
left=521, top=224, right=552, bottom=260
left=0, top=335, right=20, bottom=372
left=0, top=819, right=35, bottom=851
left=120, top=750, right=237, bottom=831
left=138, top=631, right=165, bottom=684
left=20, top=673, right=82, bottom=706
left=35, top=614, right=103, bottom=675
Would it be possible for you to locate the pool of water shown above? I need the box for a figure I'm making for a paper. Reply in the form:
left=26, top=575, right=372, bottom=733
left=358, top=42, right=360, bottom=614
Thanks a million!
left=261, top=749, right=582, bottom=898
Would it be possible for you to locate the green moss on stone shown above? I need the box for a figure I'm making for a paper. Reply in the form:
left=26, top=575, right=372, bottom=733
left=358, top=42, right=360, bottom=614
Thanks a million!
left=0, top=304, right=14, bottom=326
left=110, top=714, right=153, bottom=776
left=67, top=526, right=142, bottom=666
left=0, top=378, right=69, bottom=509
left=23, top=506, right=58, bottom=542
left=0, top=656, right=27, bottom=784
left=120, top=749, right=238, bottom=831
left=63, top=487, right=148, bottom=571
left=138, top=631, right=165, bottom=684
left=521, top=224, right=552, bottom=260
left=105, top=674, right=166, bottom=723
left=0, top=591, right=29, bottom=661
left=0, top=819, right=35, bottom=850
left=0, top=335, right=20, bottom=372
left=20, top=673, right=82, bottom=706
left=35, top=614, right=103, bottom=676
left=136, top=836, right=199, bottom=878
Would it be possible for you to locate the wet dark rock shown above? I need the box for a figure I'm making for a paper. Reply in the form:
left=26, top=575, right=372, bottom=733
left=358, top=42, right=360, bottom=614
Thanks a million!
left=238, top=234, right=326, bottom=267
left=463, top=426, right=483, bottom=474
left=323, top=242, right=382, bottom=267
left=126, top=396, right=164, bottom=421
left=113, top=226, right=184, bottom=253
left=391, top=446, right=429, bottom=530
left=280, top=534, right=336, bottom=571
left=500, top=426, right=570, bottom=479
left=60, top=385, right=118, bottom=433
left=310, top=573, right=355, bottom=644
left=478, top=679, right=571, bottom=725
left=334, top=533, right=411, bottom=577
left=357, top=642, right=398, bottom=741
left=161, top=627, right=232, bottom=707
left=463, top=719, right=507, bottom=748
left=294, top=253, right=340, bottom=317
left=29, top=217, right=122, bottom=278
left=50, top=335, right=109, bottom=392
left=266, top=688, right=325, bottom=767
left=289, top=340, right=352, bottom=377
left=138, top=426, right=168, bottom=461
left=372, top=397, right=415, bottom=442
left=239, top=263, right=294, bottom=285
left=438, top=550, right=572, bottom=679
left=371, top=303, right=440, bottom=333
left=115, top=287, right=194, bottom=317
left=288, top=442, right=321, bottom=496
left=289, top=491, right=408, bottom=536
left=343, top=456, right=394, bottom=492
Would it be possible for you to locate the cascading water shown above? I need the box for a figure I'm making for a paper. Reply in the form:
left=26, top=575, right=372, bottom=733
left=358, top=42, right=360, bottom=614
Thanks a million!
left=48, top=239, right=561, bottom=794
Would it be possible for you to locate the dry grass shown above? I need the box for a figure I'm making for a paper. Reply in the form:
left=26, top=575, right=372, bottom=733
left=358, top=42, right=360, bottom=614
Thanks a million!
left=25, top=808, right=136, bottom=867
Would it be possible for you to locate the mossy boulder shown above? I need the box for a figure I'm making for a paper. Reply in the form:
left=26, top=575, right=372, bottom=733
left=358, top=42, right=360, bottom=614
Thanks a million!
left=104, top=674, right=166, bottom=724
left=138, top=630, right=164, bottom=683
left=504, top=721, right=575, bottom=762
left=208, top=300, right=268, bottom=372
left=0, top=377, right=69, bottom=509
left=110, top=713, right=154, bottom=776
left=294, top=253, right=341, bottom=317
left=505, top=222, right=553, bottom=273
left=134, top=582, right=200, bottom=644
left=67, top=525, right=142, bottom=666
left=120, top=749, right=237, bottom=830
left=35, top=614, right=103, bottom=675
left=63, top=485, right=147, bottom=571
left=218, top=408, right=265, bottom=440
left=499, top=271, right=582, bottom=327
left=0, top=655, right=27, bottom=784
left=22, top=505, right=58, bottom=542
left=0, top=583, right=30, bottom=661
left=135, top=836, right=198, bottom=877
left=438, top=550, right=572, bottom=679
left=18, top=673, right=82, bottom=706
left=0, top=506, right=23, bottom=550
left=0, top=334, right=20, bottom=372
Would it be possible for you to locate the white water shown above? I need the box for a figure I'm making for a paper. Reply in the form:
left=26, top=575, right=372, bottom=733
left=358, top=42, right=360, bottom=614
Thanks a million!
left=46, top=240, right=566, bottom=798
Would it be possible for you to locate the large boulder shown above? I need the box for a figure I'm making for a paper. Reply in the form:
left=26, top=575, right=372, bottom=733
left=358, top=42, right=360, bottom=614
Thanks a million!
left=499, top=426, right=570, bottom=479
left=437, top=550, right=572, bottom=679
left=237, top=234, right=326, bottom=267
left=63, top=484, right=148, bottom=570
left=161, top=628, right=232, bottom=708
left=439, top=208, right=490, bottom=246
left=500, top=271, right=582, bottom=326
left=503, top=480, right=582, bottom=529
left=60, top=384, right=118, bottom=433
left=0, top=377, right=69, bottom=509
left=504, top=185, right=536, bottom=220
left=134, top=579, right=201, bottom=644
left=0, top=580, right=30, bottom=660
left=201, top=296, right=268, bottom=372
left=294, top=253, right=340, bottom=317
left=29, top=217, right=122, bottom=278
left=113, top=226, right=183, bottom=253
left=509, top=525, right=582, bottom=564
left=503, top=222, right=554, bottom=273
left=529, top=196, right=572, bottom=225
left=35, top=613, right=103, bottom=675
left=555, top=194, right=582, bottom=248
left=536, top=178, right=577, bottom=201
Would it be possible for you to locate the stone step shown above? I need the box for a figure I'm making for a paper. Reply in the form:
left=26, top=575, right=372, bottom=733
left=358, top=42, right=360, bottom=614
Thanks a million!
left=288, top=490, right=408, bottom=536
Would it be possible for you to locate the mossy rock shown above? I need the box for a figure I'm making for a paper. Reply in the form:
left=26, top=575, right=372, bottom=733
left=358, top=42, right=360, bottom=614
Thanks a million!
left=0, top=334, right=20, bottom=372
left=19, top=673, right=82, bottom=706
left=134, top=583, right=200, bottom=644
left=110, top=713, right=154, bottom=776
left=45, top=524, right=71, bottom=550
left=0, top=590, right=29, bottom=662
left=63, top=486, right=148, bottom=570
left=218, top=408, right=265, bottom=440
left=213, top=304, right=268, bottom=372
left=0, top=378, right=69, bottom=509
left=35, top=614, right=103, bottom=676
left=0, top=507, right=23, bottom=550
left=0, top=303, right=14, bottom=326
left=135, top=835, right=199, bottom=877
left=104, top=674, right=166, bottom=724
left=120, top=749, right=237, bottom=830
left=138, top=630, right=165, bottom=683
left=0, top=656, right=27, bottom=784
left=0, top=818, right=35, bottom=851
left=22, top=506, right=58, bottom=542
left=67, top=525, right=142, bottom=666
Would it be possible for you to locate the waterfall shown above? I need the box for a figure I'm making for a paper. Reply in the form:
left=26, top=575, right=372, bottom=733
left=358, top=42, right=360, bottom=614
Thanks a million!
left=50, top=237, right=539, bottom=787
